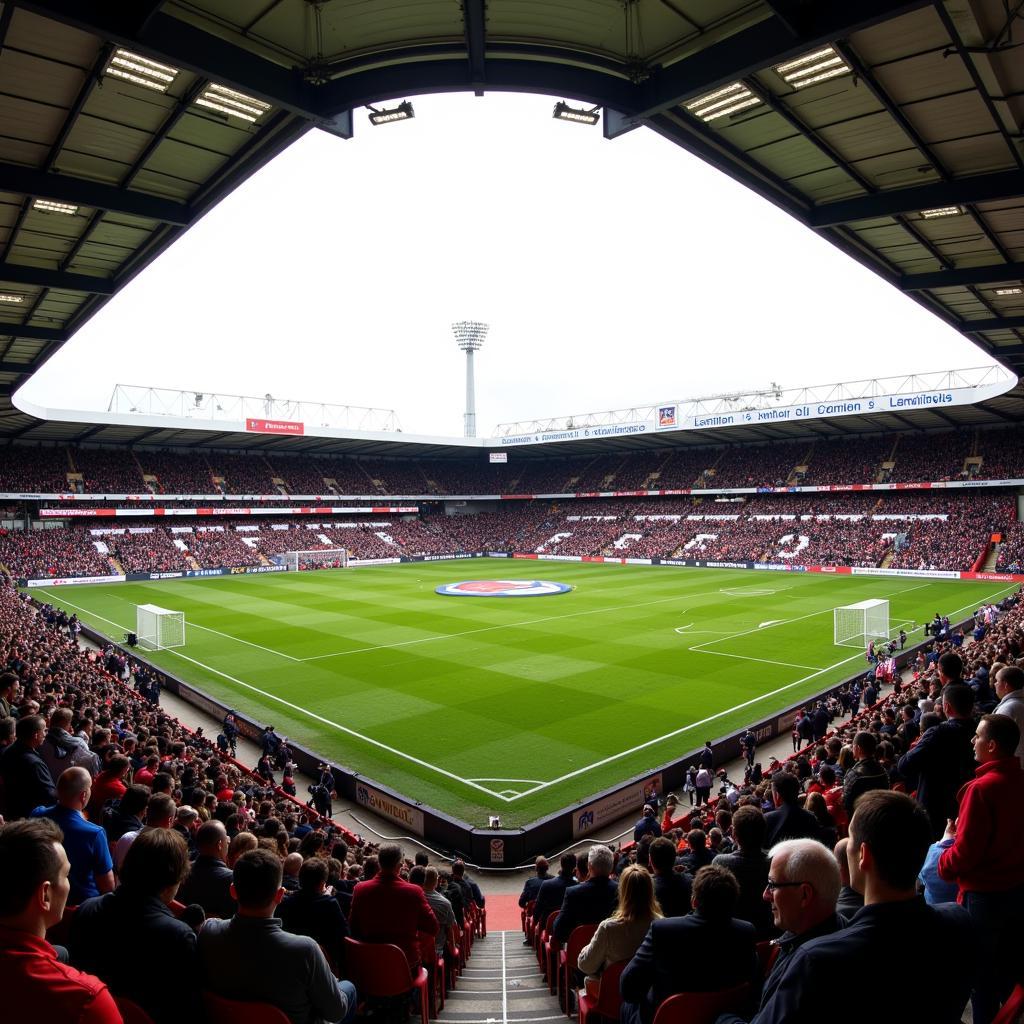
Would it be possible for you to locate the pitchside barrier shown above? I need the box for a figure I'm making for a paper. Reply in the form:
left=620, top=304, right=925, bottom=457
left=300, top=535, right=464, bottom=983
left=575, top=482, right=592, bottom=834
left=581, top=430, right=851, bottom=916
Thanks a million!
left=67, top=597, right=972, bottom=868
left=17, top=553, right=1024, bottom=588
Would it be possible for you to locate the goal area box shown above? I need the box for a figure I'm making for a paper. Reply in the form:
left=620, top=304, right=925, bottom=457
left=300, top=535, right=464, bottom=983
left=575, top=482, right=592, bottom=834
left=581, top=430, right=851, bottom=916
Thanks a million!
left=136, top=604, right=185, bottom=651
left=834, top=598, right=890, bottom=648
left=275, top=549, right=350, bottom=571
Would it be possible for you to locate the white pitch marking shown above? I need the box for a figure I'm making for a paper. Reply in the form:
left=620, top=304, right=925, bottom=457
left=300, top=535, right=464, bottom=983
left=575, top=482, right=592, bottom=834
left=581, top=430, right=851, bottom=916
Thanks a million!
left=502, top=581, right=1019, bottom=801
left=688, top=649, right=825, bottom=672
left=501, top=933, right=509, bottom=1024
left=188, top=622, right=301, bottom=662
left=758, top=620, right=784, bottom=629
left=467, top=778, right=546, bottom=785
left=297, top=584, right=753, bottom=662
left=27, top=594, right=514, bottom=805
left=689, top=581, right=932, bottom=653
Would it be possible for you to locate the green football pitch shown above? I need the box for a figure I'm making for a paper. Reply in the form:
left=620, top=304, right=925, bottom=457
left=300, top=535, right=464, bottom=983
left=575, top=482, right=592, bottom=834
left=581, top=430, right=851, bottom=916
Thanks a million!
left=30, top=561, right=1015, bottom=827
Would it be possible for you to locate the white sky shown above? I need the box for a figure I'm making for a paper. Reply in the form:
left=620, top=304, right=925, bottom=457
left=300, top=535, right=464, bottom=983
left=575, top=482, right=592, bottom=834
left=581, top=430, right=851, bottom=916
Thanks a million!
left=18, top=91, right=997, bottom=438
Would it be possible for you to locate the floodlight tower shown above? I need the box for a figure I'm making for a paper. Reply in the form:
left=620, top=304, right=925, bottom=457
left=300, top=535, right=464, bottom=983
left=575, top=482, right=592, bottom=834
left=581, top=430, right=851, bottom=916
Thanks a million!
left=452, top=320, right=489, bottom=437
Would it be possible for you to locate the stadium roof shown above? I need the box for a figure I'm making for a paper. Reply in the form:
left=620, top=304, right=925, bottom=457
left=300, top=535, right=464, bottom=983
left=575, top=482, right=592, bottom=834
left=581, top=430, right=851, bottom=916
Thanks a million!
left=1, top=0, right=1023, bottom=450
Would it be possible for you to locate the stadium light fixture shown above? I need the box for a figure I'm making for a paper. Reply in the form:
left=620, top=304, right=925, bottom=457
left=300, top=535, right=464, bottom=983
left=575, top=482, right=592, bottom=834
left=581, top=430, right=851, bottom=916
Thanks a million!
left=994, top=286, right=1023, bottom=296
left=774, top=46, right=853, bottom=90
left=105, top=49, right=180, bottom=92
left=0, top=291, right=27, bottom=303
left=32, top=199, right=78, bottom=215
left=685, top=82, right=762, bottom=122
left=195, top=84, right=271, bottom=123
left=553, top=101, right=600, bottom=125
left=919, top=205, right=965, bottom=219
left=367, top=101, right=415, bottom=125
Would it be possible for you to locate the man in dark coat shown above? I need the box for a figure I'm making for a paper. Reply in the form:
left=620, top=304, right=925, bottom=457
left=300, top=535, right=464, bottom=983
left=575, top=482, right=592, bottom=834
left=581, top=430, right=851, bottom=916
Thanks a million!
left=733, top=792, right=976, bottom=1024
left=532, top=852, right=576, bottom=928
left=897, top=682, right=976, bottom=837
left=177, top=820, right=236, bottom=919
left=519, top=856, right=554, bottom=910
left=278, top=856, right=349, bottom=967
left=70, top=828, right=199, bottom=1024
left=620, top=865, right=758, bottom=1024
left=764, top=772, right=819, bottom=847
left=650, top=837, right=691, bottom=918
left=552, top=845, right=618, bottom=944
left=0, top=715, right=56, bottom=820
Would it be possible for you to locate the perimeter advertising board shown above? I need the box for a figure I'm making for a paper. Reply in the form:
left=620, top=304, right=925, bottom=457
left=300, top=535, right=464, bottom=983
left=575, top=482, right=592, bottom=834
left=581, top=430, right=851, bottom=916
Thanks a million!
left=573, top=773, right=663, bottom=838
left=353, top=781, right=425, bottom=835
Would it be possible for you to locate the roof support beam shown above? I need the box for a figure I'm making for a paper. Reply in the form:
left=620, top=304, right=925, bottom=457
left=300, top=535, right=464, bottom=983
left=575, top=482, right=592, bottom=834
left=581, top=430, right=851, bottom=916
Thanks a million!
left=0, top=324, right=68, bottom=342
left=0, top=263, right=115, bottom=294
left=13, top=2, right=322, bottom=121
left=463, top=0, right=487, bottom=94
left=810, top=170, right=1024, bottom=227
left=902, top=262, right=1024, bottom=290
left=0, top=361, right=37, bottom=375
left=0, top=162, right=192, bottom=225
left=632, top=0, right=932, bottom=118
left=961, top=316, right=1024, bottom=332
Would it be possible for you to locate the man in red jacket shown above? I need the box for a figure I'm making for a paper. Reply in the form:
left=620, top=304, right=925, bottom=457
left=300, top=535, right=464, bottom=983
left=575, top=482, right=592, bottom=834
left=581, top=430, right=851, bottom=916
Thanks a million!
left=939, top=714, right=1024, bottom=1024
left=348, top=843, right=438, bottom=978
left=0, top=817, right=121, bottom=1024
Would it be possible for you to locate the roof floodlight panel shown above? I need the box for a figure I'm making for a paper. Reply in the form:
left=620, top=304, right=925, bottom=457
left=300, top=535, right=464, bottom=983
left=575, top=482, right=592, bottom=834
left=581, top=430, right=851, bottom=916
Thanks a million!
left=685, top=82, right=762, bottom=122
left=195, top=84, right=272, bottom=123
left=919, top=206, right=965, bottom=219
left=775, top=46, right=853, bottom=89
left=32, top=199, right=78, bottom=215
left=105, top=49, right=180, bottom=93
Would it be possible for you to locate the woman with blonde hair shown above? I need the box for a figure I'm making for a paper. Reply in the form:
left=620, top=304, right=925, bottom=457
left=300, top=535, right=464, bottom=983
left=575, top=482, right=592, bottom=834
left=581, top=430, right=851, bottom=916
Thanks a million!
left=578, top=865, right=661, bottom=997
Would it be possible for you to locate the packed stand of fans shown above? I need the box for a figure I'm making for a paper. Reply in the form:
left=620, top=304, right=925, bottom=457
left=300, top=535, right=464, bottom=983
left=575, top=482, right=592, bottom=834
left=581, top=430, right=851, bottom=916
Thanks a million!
left=1, top=492, right=1016, bottom=578
left=996, top=521, right=1024, bottom=573
left=5, top=427, right=1024, bottom=497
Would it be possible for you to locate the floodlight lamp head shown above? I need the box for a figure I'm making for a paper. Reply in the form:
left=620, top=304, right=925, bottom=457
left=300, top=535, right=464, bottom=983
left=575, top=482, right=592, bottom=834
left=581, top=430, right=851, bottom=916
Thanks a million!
left=367, top=100, right=414, bottom=125
left=553, top=101, right=600, bottom=125
left=452, top=320, right=490, bottom=352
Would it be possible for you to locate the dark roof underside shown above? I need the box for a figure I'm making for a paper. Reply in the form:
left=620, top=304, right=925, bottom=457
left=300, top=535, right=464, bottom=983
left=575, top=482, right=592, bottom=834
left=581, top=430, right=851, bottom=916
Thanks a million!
left=0, top=0, right=1022, bottom=454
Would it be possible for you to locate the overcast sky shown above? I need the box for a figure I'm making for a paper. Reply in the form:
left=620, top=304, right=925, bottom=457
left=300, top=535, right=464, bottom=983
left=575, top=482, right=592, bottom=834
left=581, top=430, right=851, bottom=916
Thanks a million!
left=17, top=91, right=998, bottom=438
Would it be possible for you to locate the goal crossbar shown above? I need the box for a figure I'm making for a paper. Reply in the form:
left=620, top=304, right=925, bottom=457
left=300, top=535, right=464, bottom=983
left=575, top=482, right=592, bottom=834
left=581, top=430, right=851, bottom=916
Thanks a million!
left=834, top=598, right=890, bottom=648
left=136, top=603, right=185, bottom=651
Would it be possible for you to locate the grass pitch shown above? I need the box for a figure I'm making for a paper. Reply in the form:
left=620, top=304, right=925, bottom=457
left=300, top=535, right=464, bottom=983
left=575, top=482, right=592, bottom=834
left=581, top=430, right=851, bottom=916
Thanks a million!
left=32, top=561, right=1014, bottom=826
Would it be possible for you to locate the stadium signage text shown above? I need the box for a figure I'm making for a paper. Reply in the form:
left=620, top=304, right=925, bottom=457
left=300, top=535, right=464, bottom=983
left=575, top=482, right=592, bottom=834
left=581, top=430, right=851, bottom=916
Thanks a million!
left=574, top=774, right=664, bottom=838
left=496, top=384, right=1003, bottom=446
left=354, top=782, right=424, bottom=835
left=245, top=417, right=304, bottom=435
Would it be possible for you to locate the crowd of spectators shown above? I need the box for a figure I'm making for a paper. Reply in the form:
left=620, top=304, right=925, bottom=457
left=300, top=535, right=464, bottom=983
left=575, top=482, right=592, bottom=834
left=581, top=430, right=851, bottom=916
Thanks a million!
left=1, top=490, right=1016, bottom=579
left=997, top=522, right=1024, bottom=573
left=2, top=427, right=1024, bottom=496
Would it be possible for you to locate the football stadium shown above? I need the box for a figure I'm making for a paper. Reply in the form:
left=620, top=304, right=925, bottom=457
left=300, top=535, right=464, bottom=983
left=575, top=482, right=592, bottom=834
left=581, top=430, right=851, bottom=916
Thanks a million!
left=2, top=3, right=1024, bottom=1024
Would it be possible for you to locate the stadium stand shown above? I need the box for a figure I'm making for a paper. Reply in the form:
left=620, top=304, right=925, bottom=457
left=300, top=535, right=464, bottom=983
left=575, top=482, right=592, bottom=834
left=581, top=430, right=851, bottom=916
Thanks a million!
left=6, top=429, right=1024, bottom=497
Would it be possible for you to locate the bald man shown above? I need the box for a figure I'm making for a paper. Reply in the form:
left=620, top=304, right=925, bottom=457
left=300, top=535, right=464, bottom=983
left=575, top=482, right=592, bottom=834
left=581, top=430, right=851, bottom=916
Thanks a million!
left=32, top=767, right=114, bottom=904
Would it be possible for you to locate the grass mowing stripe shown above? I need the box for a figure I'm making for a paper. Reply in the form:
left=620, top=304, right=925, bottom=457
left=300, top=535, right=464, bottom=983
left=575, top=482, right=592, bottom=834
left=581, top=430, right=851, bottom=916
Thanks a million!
left=32, top=592, right=512, bottom=804
left=33, top=564, right=1018, bottom=826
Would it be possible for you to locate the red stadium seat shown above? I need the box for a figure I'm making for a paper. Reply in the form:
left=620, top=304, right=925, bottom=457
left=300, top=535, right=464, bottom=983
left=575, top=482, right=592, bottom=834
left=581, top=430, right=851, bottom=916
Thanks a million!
left=344, top=937, right=431, bottom=1024
left=202, top=991, right=291, bottom=1024
left=560, top=924, right=599, bottom=1014
left=577, top=958, right=627, bottom=1024
left=651, top=984, right=752, bottom=1024
left=993, top=982, right=1024, bottom=1024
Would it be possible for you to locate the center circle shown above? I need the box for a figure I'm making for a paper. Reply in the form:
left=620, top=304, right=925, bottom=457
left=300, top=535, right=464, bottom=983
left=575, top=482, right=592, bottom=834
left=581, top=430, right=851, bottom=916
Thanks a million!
left=435, top=579, right=572, bottom=597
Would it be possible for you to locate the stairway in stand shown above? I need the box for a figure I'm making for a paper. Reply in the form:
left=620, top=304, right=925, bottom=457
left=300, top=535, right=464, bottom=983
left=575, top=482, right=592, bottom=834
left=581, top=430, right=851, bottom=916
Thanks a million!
left=438, top=931, right=565, bottom=1024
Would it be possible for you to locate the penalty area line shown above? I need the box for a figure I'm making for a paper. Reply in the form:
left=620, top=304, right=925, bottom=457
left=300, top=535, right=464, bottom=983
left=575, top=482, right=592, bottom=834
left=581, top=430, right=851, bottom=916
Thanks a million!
left=30, top=593, right=511, bottom=805
left=506, top=580, right=1020, bottom=802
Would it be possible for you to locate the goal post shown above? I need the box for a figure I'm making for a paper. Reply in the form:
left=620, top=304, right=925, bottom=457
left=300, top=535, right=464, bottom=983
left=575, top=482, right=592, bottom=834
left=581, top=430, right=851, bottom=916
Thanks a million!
left=834, top=598, right=890, bottom=648
left=136, top=603, right=185, bottom=651
left=274, top=548, right=350, bottom=572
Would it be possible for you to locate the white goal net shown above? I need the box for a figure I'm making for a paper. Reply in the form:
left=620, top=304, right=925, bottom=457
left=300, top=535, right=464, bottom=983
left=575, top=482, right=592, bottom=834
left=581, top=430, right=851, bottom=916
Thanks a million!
left=136, top=603, right=185, bottom=651
left=275, top=548, right=350, bottom=572
left=834, top=598, right=890, bottom=648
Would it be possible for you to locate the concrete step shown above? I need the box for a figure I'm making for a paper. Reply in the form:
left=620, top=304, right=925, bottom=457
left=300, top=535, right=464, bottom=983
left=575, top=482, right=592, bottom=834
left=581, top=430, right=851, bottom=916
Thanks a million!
left=437, top=931, right=568, bottom=1024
